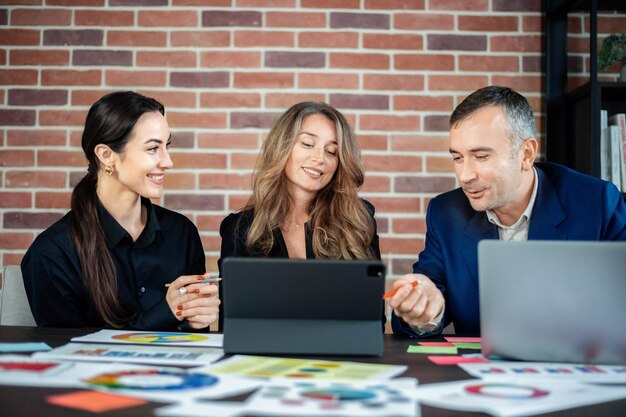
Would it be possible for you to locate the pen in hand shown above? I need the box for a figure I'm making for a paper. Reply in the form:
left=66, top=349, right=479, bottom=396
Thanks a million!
left=382, top=281, right=418, bottom=300
left=165, top=273, right=221, bottom=296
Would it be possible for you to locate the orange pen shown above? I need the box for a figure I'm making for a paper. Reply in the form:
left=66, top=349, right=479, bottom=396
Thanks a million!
left=382, top=281, right=418, bottom=299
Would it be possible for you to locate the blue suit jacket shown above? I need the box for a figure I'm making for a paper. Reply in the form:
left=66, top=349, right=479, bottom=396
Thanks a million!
left=392, top=163, right=626, bottom=337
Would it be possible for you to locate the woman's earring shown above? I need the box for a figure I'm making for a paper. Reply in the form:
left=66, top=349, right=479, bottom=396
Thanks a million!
left=104, top=165, right=114, bottom=176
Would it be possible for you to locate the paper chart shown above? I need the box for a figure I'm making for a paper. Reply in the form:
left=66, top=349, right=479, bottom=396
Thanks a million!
left=71, top=329, right=224, bottom=348
left=197, top=355, right=406, bottom=381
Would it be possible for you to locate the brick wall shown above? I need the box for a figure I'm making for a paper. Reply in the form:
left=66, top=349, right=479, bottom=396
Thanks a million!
left=1, top=0, right=547, bottom=282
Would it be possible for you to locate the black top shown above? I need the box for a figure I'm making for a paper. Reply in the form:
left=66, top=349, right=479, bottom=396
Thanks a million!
left=218, top=199, right=383, bottom=330
left=21, top=198, right=205, bottom=330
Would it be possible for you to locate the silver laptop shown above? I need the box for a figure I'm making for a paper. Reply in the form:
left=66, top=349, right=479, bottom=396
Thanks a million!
left=478, top=240, right=626, bottom=365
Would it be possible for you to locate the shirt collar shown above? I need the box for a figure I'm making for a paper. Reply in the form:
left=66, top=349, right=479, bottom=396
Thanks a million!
left=97, top=197, right=161, bottom=249
left=486, top=167, right=538, bottom=230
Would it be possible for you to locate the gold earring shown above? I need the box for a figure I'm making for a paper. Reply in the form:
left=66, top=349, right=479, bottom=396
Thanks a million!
left=104, top=165, right=114, bottom=176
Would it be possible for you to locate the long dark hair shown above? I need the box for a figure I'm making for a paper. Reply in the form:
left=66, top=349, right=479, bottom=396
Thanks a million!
left=71, top=91, right=164, bottom=328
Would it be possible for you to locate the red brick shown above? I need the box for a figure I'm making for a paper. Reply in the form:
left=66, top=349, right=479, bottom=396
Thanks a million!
left=265, top=92, right=326, bottom=108
left=491, top=75, right=541, bottom=92
left=138, top=51, right=196, bottom=67
left=266, top=12, right=325, bottom=28
left=394, top=95, right=453, bottom=111
left=8, top=89, right=68, bottom=106
left=298, top=31, right=358, bottom=48
left=394, top=54, right=454, bottom=71
left=4, top=253, right=26, bottom=267
left=0, top=150, right=35, bottom=166
left=523, top=15, right=542, bottom=32
left=38, top=150, right=86, bottom=166
left=330, top=93, right=388, bottom=110
left=137, top=90, right=197, bottom=108
left=238, top=0, right=295, bottom=5
left=164, top=173, right=195, bottom=190
left=391, top=134, right=449, bottom=152
left=203, top=10, right=261, bottom=27
left=0, top=233, right=34, bottom=250
left=491, top=35, right=542, bottom=52
left=363, top=154, right=422, bottom=171
left=198, top=133, right=259, bottom=149
left=4, top=212, right=63, bottom=229
left=597, top=16, right=626, bottom=34
left=200, top=92, right=261, bottom=108
left=459, top=55, right=519, bottom=72
left=202, top=51, right=258, bottom=69
left=0, top=110, right=36, bottom=126
left=392, top=218, right=426, bottom=234
left=363, top=34, right=423, bottom=50
left=110, top=0, right=167, bottom=5
left=10, top=49, right=69, bottom=66
left=299, top=73, right=358, bottom=89
left=362, top=175, right=390, bottom=192
left=364, top=74, right=424, bottom=90
left=266, top=51, right=325, bottom=68
left=6, top=171, right=67, bottom=188
left=368, top=197, right=421, bottom=213
left=429, top=75, right=488, bottom=91
left=458, top=15, right=518, bottom=31
left=493, top=0, right=539, bottom=12
left=428, top=34, right=486, bottom=51
left=357, top=134, right=387, bottom=151
left=0, top=29, right=40, bottom=46
left=167, top=112, right=227, bottom=129
left=164, top=194, right=224, bottom=211
left=35, top=192, right=71, bottom=209
left=138, top=10, right=198, bottom=27
left=394, top=13, right=453, bottom=30
left=47, top=0, right=104, bottom=4
left=39, top=110, right=87, bottom=127
left=11, top=8, right=71, bottom=26
left=0, top=192, right=31, bottom=208
left=199, top=173, right=252, bottom=190
left=71, top=90, right=111, bottom=106
left=171, top=31, right=230, bottom=47
left=75, top=10, right=134, bottom=26
left=7, top=129, right=67, bottom=146
left=302, top=0, right=359, bottom=7
left=331, top=53, right=389, bottom=70
left=231, top=153, right=258, bottom=170
left=235, top=31, right=295, bottom=47
left=0, top=0, right=41, bottom=5
left=330, top=12, right=389, bottom=29
left=0, top=49, right=6, bottom=65
left=395, top=175, right=456, bottom=193
left=107, top=31, right=166, bottom=47
left=173, top=0, right=230, bottom=5
left=231, top=112, right=281, bottom=129
left=365, top=0, right=423, bottom=8
left=381, top=236, right=424, bottom=254
left=44, top=29, right=103, bottom=46
left=426, top=156, right=454, bottom=172
left=428, top=0, right=488, bottom=11
left=228, top=194, right=250, bottom=211
left=42, top=70, right=101, bottom=86
left=106, top=70, right=166, bottom=87
left=196, top=214, right=226, bottom=232
left=424, top=115, right=450, bottom=132
left=170, top=71, right=229, bottom=88
left=200, top=235, right=222, bottom=252
left=170, top=131, right=195, bottom=148
left=0, top=69, right=38, bottom=85
left=234, top=72, right=294, bottom=88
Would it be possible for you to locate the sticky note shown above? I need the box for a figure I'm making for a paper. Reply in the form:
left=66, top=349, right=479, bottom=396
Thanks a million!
left=444, top=337, right=481, bottom=343
left=47, top=390, right=147, bottom=413
left=408, top=345, right=458, bottom=354
left=428, top=355, right=489, bottom=365
left=418, top=342, right=455, bottom=347
left=0, top=342, right=51, bottom=353
left=451, top=342, right=482, bottom=350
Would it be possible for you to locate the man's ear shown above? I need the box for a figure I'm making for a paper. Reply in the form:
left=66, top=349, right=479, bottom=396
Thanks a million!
left=94, top=144, right=114, bottom=168
left=521, top=137, right=538, bottom=171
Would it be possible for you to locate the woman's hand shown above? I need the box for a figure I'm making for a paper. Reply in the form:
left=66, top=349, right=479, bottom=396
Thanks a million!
left=165, top=273, right=221, bottom=329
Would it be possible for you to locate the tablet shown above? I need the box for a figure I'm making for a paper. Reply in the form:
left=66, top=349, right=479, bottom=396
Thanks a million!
left=221, top=258, right=385, bottom=356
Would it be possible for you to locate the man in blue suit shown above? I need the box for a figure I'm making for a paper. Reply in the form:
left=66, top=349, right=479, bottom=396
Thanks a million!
left=389, top=86, right=626, bottom=337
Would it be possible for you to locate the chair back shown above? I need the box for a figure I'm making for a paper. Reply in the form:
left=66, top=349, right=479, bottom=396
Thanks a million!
left=0, top=265, right=36, bottom=326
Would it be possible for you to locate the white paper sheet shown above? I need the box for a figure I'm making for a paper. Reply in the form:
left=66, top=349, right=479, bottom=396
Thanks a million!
left=34, top=343, right=224, bottom=366
left=412, top=379, right=626, bottom=417
left=71, top=329, right=223, bottom=348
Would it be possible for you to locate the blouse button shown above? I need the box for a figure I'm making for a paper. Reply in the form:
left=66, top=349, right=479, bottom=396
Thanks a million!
left=140, top=287, right=146, bottom=293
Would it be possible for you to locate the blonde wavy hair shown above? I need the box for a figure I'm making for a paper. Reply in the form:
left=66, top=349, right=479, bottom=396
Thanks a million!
left=242, top=102, right=376, bottom=260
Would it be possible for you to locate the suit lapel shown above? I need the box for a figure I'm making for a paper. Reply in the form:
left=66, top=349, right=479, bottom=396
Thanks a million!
left=463, top=211, right=498, bottom=290
left=528, top=166, right=568, bottom=240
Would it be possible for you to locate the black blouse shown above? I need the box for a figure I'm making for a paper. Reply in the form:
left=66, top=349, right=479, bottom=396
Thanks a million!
left=21, top=198, right=205, bottom=329
left=217, top=200, right=383, bottom=330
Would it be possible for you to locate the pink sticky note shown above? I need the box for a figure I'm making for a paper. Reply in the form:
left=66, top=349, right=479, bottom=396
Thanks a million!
left=418, top=342, right=455, bottom=347
left=444, top=337, right=482, bottom=343
left=47, top=390, right=147, bottom=413
left=428, top=355, right=489, bottom=365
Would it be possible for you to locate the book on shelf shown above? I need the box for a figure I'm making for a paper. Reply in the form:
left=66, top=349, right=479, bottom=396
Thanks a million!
left=600, top=110, right=610, bottom=182
left=608, top=113, right=626, bottom=192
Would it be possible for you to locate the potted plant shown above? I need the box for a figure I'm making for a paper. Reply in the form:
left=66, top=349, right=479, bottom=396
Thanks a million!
left=598, top=32, right=626, bottom=82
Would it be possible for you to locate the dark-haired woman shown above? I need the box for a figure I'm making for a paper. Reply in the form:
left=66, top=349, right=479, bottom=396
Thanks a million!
left=22, top=91, right=220, bottom=330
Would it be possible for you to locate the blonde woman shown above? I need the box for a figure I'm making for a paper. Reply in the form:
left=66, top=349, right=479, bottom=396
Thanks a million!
left=218, top=102, right=382, bottom=328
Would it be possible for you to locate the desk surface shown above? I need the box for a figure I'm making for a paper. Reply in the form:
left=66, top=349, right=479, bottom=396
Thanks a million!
left=0, top=325, right=624, bottom=417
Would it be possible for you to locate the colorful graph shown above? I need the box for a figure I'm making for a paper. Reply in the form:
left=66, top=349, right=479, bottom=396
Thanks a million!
left=465, top=383, right=550, bottom=399
left=111, top=332, right=208, bottom=344
left=84, top=369, right=218, bottom=391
